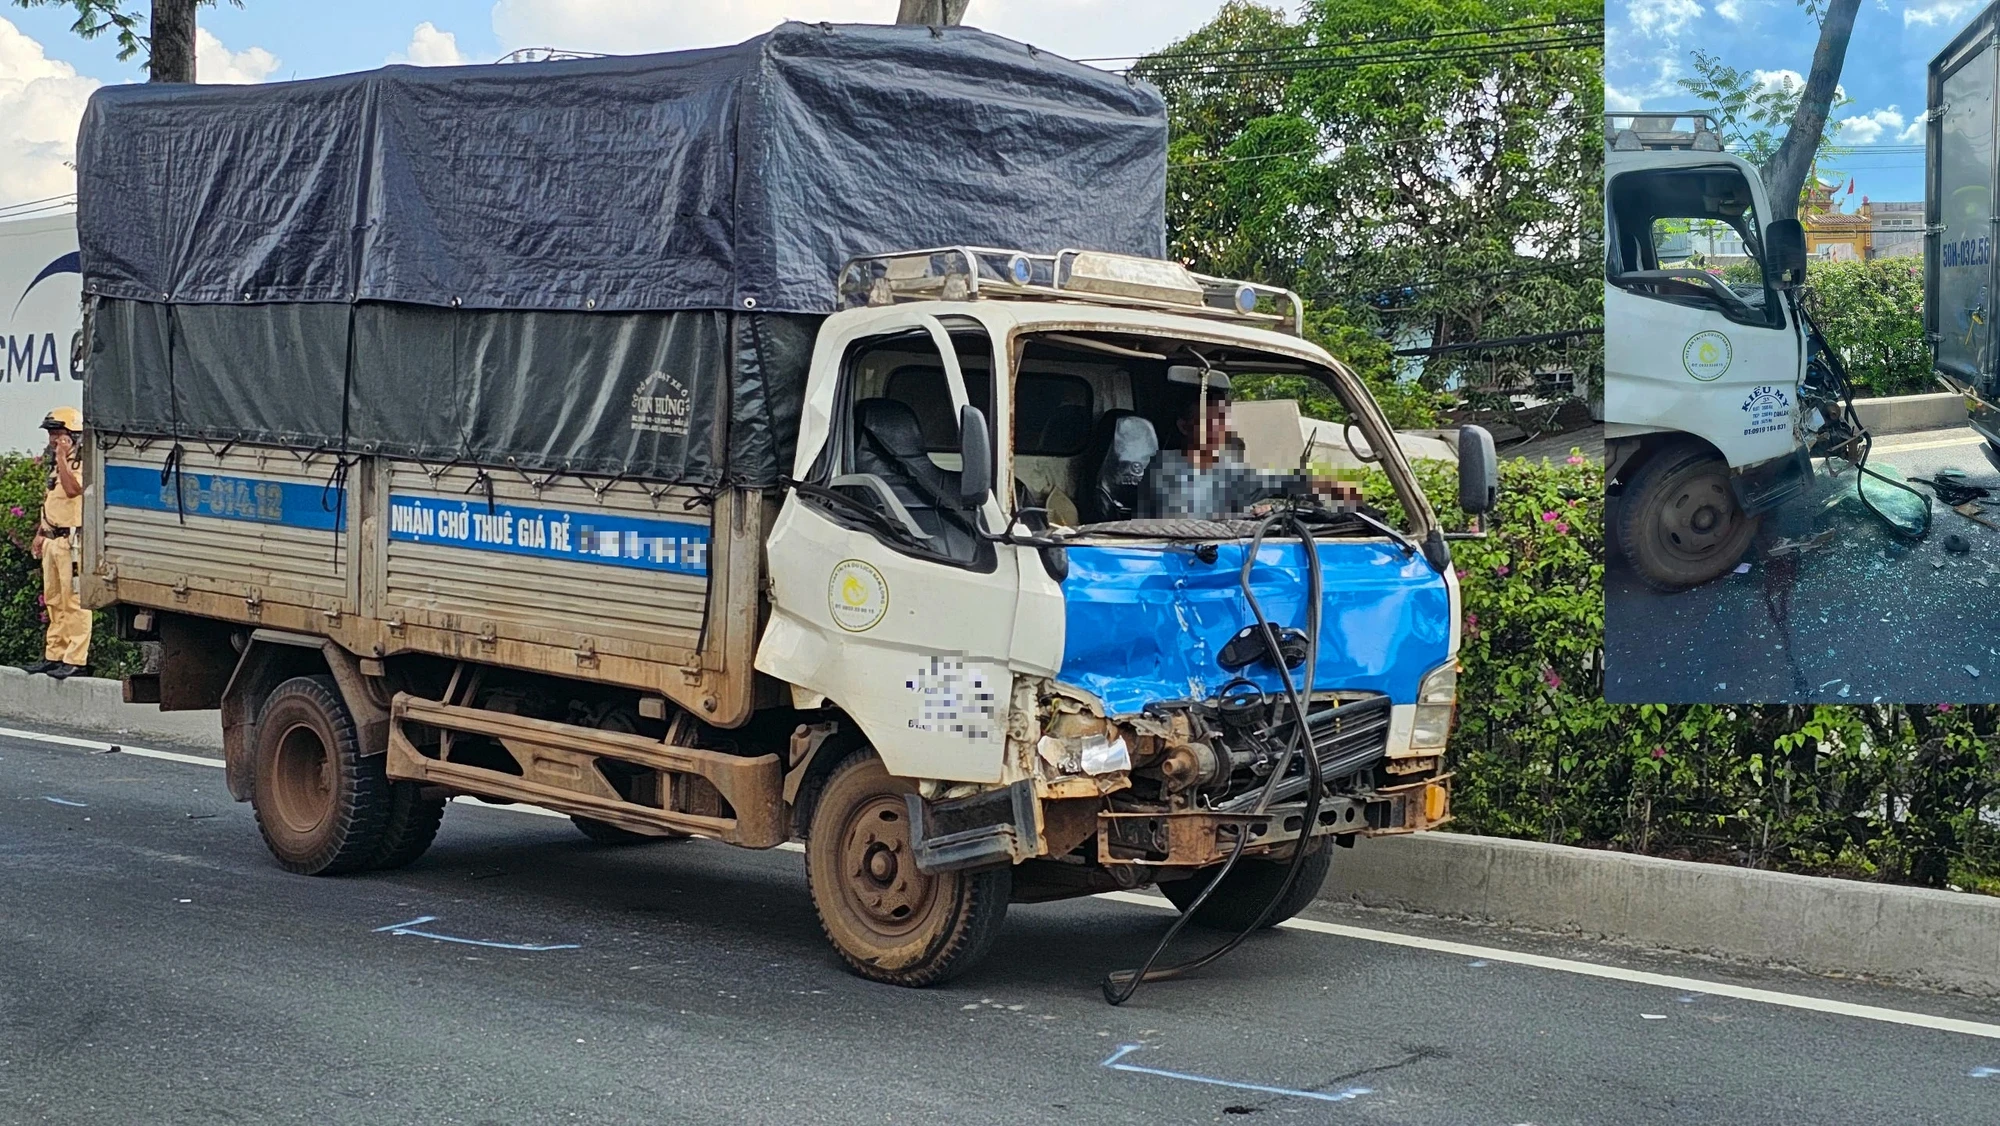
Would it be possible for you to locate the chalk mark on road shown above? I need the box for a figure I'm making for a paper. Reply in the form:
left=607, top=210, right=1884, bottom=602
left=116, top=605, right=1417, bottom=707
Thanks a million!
left=374, top=915, right=581, bottom=952
left=42, top=796, right=86, bottom=806
left=1100, top=1044, right=1373, bottom=1104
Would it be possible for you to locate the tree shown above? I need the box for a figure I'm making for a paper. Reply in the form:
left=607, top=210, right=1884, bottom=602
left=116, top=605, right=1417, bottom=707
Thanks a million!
left=1676, top=0, right=1861, bottom=221
left=1762, top=0, right=1861, bottom=223
left=895, top=0, right=969, bottom=24
left=1138, top=0, right=1603, bottom=419
left=1676, top=50, right=1846, bottom=171
left=10, top=0, right=240, bottom=82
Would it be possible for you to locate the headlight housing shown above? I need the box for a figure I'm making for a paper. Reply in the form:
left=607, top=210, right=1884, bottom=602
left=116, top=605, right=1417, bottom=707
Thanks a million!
left=1409, top=661, right=1458, bottom=750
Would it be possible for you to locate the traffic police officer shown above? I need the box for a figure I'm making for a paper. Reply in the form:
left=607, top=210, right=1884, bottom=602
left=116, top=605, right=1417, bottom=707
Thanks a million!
left=27, top=407, right=87, bottom=679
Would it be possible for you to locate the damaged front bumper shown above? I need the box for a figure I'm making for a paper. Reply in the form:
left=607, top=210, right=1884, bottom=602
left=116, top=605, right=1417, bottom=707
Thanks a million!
left=1097, top=773, right=1451, bottom=867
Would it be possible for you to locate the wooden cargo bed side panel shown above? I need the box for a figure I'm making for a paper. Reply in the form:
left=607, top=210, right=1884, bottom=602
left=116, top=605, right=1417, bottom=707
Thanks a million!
left=371, top=463, right=764, bottom=723
left=89, top=442, right=358, bottom=617
left=376, top=462, right=710, bottom=657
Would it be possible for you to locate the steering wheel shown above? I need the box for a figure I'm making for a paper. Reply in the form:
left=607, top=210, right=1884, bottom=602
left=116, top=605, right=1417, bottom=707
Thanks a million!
left=1618, top=269, right=1758, bottom=315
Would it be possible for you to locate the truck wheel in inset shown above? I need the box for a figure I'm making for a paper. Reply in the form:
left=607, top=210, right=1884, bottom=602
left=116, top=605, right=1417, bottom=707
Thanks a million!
left=367, top=782, right=448, bottom=870
left=250, top=675, right=390, bottom=875
left=1157, top=841, right=1335, bottom=930
left=805, top=752, right=1010, bottom=987
left=1616, top=443, right=1759, bottom=592
left=570, top=815, right=688, bottom=846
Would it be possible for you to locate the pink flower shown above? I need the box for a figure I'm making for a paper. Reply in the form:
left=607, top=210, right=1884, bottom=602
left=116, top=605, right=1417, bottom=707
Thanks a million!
left=1555, top=522, right=1570, bottom=535
left=1565, top=454, right=1585, bottom=466
left=1541, top=667, right=1562, bottom=689
left=1939, top=704, right=1955, bottom=712
left=1494, top=564, right=1510, bottom=576
left=1541, top=511, right=1557, bottom=522
left=1455, top=568, right=1466, bottom=578
left=1465, top=612, right=1479, bottom=635
left=7, top=506, right=20, bottom=518
left=1651, top=746, right=1665, bottom=760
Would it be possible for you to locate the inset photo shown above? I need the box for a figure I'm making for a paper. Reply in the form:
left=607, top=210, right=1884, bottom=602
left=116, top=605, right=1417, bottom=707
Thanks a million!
left=1605, top=0, right=2000, bottom=703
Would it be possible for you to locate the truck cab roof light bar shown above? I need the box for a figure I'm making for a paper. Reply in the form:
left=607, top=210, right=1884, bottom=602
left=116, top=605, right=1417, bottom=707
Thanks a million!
left=836, top=246, right=1305, bottom=336
left=1604, top=111, right=1724, bottom=152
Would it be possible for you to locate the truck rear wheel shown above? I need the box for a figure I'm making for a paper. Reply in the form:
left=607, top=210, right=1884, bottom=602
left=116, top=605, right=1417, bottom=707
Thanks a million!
left=368, top=782, right=448, bottom=870
left=1617, top=444, right=1759, bottom=591
left=805, top=752, right=1010, bottom=987
left=1157, top=842, right=1334, bottom=930
left=250, top=675, right=390, bottom=875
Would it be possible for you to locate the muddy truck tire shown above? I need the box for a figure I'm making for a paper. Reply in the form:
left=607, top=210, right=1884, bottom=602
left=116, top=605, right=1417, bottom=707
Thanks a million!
left=805, top=751, right=1010, bottom=987
left=1158, top=842, right=1335, bottom=931
left=1616, top=443, right=1759, bottom=591
left=250, top=675, right=392, bottom=876
left=368, top=782, right=448, bottom=870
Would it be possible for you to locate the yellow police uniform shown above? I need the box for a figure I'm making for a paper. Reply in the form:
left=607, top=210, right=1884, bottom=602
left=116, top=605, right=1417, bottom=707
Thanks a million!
left=39, top=409, right=87, bottom=667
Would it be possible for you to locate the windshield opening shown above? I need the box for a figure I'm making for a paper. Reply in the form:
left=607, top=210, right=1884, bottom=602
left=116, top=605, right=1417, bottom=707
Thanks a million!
left=1008, top=330, right=1425, bottom=537
left=1607, top=165, right=1784, bottom=329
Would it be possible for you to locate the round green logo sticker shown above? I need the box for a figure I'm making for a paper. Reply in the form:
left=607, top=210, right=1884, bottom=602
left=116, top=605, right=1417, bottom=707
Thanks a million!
left=1682, top=331, right=1733, bottom=381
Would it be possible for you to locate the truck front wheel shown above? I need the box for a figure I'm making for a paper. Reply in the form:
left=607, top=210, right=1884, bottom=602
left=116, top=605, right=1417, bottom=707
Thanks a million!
left=1617, top=444, right=1759, bottom=591
left=250, top=675, right=391, bottom=875
left=805, top=752, right=1010, bottom=987
left=1157, top=841, right=1335, bottom=930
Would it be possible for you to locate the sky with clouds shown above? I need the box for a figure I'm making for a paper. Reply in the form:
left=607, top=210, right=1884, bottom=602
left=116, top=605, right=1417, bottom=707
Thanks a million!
left=1, top=0, right=1274, bottom=210
left=1608, top=0, right=1984, bottom=208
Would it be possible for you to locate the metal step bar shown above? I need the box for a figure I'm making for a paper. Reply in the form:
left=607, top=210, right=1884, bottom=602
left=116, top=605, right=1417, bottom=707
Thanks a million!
left=386, top=694, right=786, bottom=848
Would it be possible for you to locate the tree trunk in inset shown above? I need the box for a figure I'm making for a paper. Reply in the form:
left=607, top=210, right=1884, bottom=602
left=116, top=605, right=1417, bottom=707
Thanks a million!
left=1760, top=0, right=1862, bottom=222
left=895, top=0, right=971, bottom=25
left=149, top=0, right=198, bottom=83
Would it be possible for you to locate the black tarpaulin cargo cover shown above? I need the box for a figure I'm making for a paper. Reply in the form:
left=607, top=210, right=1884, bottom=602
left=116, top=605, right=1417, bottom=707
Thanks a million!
left=77, top=21, right=1167, bottom=312
left=77, top=22, right=1167, bottom=486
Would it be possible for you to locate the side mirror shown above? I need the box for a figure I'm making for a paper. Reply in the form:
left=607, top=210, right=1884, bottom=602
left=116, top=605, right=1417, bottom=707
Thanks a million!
left=1765, top=218, right=1807, bottom=288
left=957, top=404, right=992, bottom=508
left=1457, top=425, right=1498, bottom=515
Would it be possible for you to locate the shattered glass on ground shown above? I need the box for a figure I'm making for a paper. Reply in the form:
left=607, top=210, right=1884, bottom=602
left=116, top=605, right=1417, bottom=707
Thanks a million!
left=1608, top=431, right=2000, bottom=703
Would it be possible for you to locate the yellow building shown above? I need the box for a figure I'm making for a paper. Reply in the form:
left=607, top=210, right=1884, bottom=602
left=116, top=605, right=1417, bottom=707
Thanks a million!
left=1800, top=184, right=1926, bottom=261
left=1801, top=180, right=1870, bottom=261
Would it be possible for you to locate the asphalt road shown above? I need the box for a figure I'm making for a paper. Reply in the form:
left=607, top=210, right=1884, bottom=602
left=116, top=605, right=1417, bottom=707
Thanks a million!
left=1608, top=426, right=2000, bottom=703
left=7, top=725, right=2000, bottom=1125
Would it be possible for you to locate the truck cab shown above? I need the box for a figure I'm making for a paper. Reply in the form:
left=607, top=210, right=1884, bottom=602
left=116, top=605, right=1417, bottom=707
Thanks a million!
left=1604, top=113, right=1817, bottom=590
left=752, top=248, right=1489, bottom=982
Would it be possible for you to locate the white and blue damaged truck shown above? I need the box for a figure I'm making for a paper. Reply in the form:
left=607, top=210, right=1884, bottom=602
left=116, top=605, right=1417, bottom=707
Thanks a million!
left=76, top=24, right=1491, bottom=989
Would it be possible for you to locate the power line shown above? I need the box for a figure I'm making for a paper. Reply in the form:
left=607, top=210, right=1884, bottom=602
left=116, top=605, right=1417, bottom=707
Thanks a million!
left=1087, top=17, right=1604, bottom=65
left=1392, top=327, right=1602, bottom=357
left=1135, top=35, right=1604, bottom=82
left=1138, top=33, right=1601, bottom=72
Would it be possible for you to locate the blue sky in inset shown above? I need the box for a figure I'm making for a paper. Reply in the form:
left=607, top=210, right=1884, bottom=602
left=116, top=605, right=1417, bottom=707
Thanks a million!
left=1608, top=0, right=1986, bottom=207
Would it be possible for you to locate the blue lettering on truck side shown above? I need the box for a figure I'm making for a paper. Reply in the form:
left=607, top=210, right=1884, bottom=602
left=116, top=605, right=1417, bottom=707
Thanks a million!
left=1943, top=237, right=1992, bottom=269
left=387, top=493, right=709, bottom=577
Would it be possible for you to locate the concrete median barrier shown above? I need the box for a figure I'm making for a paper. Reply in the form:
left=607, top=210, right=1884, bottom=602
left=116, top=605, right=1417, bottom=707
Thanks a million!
left=1851, top=391, right=1969, bottom=437
left=0, top=665, right=220, bottom=748
left=1320, top=830, right=2000, bottom=995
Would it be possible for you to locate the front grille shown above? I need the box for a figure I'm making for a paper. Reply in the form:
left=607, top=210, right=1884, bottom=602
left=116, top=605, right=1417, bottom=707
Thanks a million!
left=1215, top=693, right=1392, bottom=812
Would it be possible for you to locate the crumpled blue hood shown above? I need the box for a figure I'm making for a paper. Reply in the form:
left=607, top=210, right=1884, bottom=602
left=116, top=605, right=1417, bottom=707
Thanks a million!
left=1055, top=540, right=1452, bottom=717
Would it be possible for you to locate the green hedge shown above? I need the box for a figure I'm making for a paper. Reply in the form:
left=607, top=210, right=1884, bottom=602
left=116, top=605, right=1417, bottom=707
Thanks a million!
left=7, top=444, right=1997, bottom=892
left=1721, top=257, right=1929, bottom=398
left=1378, top=455, right=2000, bottom=893
left=0, top=454, right=141, bottom=679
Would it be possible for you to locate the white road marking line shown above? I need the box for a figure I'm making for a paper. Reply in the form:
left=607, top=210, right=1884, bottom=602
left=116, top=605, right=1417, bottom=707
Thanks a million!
left=1099, top=891, right=2000, bottom=1040
left=0, top=725, right=225, bottom=769
left=14, top=723, right=2000, bottom=1039
left=1866, top=430, right=1983, bottom=454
